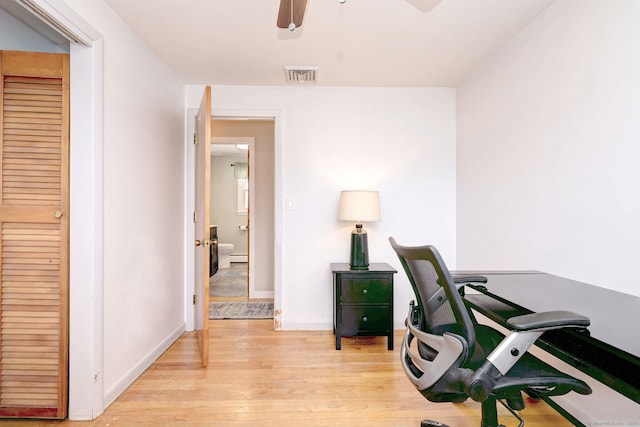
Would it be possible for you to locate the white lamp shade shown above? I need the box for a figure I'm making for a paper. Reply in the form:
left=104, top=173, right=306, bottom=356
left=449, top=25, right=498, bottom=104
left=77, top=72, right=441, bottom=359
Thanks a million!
left=338, top=190, right=381, bottom=222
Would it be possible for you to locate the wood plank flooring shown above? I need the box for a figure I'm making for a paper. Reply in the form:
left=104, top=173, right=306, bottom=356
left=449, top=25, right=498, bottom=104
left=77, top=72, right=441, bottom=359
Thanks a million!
left=16, top=320, right=572, bottom=426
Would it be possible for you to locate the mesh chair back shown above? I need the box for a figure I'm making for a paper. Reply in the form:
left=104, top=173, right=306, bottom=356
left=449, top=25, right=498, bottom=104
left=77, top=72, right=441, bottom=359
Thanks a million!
left=390, top=238, right=476, bottom=349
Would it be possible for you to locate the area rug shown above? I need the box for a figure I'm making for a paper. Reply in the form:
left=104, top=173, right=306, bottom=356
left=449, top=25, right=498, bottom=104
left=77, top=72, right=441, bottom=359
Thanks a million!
left=209, top=302, right=273, bottom=319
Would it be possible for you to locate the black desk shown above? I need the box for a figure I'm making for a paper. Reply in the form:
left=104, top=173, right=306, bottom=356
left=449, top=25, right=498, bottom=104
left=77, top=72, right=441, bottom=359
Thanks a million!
left=458, top=271, right=640, bottom=406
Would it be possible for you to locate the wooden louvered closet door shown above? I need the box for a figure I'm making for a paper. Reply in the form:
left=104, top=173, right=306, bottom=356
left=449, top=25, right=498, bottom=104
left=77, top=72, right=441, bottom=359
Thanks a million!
left=0, top=51, right=69, bottom=419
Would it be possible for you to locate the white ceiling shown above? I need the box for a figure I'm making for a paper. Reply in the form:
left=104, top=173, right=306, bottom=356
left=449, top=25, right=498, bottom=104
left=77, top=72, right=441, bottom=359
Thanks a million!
left=211, top=144, right=249, bottom=157
left=102, top=0, right=555, bottom=87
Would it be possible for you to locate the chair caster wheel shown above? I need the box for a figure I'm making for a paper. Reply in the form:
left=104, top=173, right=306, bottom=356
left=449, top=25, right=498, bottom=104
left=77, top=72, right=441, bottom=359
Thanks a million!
left=421, top=420, right=450, bottom=427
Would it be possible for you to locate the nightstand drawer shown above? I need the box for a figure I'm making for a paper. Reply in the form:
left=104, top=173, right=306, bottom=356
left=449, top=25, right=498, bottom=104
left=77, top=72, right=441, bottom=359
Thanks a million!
left=340, top=306, right=390, bottom=335
left=340, top=276, right=392, bottom=303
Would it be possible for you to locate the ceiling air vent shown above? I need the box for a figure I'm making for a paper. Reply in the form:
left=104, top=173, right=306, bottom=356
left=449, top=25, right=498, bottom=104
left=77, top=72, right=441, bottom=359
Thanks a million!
left=284, top=66, right=318, bottom=84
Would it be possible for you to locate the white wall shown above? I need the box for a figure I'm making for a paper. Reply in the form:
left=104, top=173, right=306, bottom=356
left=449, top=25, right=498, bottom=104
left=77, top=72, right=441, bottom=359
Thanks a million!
left=187, top=85, right=457, bottom=330
left=211, top=154, right=249, bottom=254
left=59, top=0, right=186, bottom=411
left=457, top=0, right=640, bottom=296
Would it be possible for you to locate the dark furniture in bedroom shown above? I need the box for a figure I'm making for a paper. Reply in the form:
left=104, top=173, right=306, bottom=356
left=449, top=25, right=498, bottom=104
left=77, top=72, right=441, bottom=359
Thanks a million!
left=390, top=238, right=592, bottom=427
left=331, top=263, right=397, bottom=351
left=209, top=225, right=218, bottom=276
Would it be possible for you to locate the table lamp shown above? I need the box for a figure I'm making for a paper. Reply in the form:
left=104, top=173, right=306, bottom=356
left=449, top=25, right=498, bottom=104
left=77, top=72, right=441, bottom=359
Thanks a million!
left=338, top=190, right=381, bottom=270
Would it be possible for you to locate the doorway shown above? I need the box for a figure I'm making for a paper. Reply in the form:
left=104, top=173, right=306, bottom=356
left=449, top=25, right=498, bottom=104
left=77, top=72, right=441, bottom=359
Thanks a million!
left=210, top=139, right=253, bottom=301
left=206, top=119, right=275, bottom=320
left=187, top=108, right=281, bottom=328
left=210, top=119, right=275, bottom=300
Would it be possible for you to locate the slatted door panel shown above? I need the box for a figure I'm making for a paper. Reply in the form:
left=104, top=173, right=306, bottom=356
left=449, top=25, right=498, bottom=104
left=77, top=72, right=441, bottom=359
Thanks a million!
left=0, top=51, right=69, bottom=419
left=3, top=76, right=63, bottom=207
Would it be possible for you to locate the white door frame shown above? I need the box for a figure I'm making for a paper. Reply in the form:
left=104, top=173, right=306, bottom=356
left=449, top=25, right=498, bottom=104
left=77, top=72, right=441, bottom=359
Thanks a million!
left=68, top=40, right=105, bottom=420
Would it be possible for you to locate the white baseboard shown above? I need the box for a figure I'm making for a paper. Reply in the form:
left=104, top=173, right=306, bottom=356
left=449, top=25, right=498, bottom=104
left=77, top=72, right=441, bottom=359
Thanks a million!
left=279, top=321, right=333, bottom=331
left=230, top=255, right=247, bottom=262
left=103, top=324, right=184, bottom=408
left=250, top=290, right=274, bottom=299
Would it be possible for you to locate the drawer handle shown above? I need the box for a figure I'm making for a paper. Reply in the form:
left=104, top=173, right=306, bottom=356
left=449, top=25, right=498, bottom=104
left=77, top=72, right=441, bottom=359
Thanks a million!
left=362, top=316, right=368, bottom=322
left=363, top=289, right=368, bottom=295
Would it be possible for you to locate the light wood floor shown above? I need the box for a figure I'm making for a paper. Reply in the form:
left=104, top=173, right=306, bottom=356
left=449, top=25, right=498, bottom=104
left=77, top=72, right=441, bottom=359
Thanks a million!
left=17, top=321, right=572, bottom=427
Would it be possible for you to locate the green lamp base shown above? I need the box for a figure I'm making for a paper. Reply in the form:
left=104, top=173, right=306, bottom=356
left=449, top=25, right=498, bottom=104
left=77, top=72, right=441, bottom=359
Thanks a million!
left=349, top=225, right=369, bottom=270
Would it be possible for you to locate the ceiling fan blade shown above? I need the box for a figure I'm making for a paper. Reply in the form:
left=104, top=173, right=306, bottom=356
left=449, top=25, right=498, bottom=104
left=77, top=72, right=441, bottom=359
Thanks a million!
left=405, top=0, right=442, bottom=13
left=277, top=0, right=308, bottom=29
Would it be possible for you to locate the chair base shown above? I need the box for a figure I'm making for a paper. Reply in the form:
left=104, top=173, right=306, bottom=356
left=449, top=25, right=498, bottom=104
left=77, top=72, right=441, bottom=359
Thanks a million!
left=421, top=420, right=450, bottom=427
left=479, top=397, right=524, bottom=427
left=417, top=397, right=525, bottom=427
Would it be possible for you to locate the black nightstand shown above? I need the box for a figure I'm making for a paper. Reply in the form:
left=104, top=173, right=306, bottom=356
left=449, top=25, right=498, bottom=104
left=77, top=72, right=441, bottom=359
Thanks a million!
left=331, top=263, right=397, bottom=350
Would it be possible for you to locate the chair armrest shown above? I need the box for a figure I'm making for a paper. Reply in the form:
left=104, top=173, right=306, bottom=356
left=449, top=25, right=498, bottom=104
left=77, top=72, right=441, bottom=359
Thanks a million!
left=453, top=275, right=488, bottom=284
left=465, top=311, right=590, bottom=401
left=452, top=276, right=487, bottom=297
left=427, top=276, right=488, bottom=310
left=507, top=310, right=590, bottom=332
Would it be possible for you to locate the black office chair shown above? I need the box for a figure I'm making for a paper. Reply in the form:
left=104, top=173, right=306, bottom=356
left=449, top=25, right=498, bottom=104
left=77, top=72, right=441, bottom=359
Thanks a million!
left=389, top=238, right=592, bottom=427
